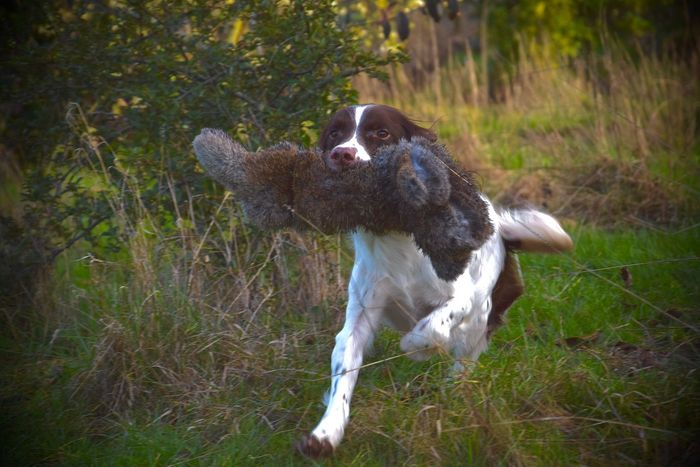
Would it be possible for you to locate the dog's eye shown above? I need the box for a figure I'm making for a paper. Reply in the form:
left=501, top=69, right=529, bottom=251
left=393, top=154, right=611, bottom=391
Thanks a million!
left=376, top=129, right=389, bottom=139
left=329, top=129, right=340, bottom=139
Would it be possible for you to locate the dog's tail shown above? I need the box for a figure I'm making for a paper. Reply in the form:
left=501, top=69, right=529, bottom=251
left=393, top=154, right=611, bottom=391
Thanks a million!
left=498, top=208, right=573, bottom=253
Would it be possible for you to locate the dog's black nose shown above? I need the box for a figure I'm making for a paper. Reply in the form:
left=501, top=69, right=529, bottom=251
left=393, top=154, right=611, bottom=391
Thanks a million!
left=328, top=147, right=358, bottom=171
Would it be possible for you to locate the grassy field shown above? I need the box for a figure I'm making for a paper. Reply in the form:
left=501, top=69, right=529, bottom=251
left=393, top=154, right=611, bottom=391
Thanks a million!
left=2, top=227, right=698, bottom=465
left=2, top=44, right=699, bottom=465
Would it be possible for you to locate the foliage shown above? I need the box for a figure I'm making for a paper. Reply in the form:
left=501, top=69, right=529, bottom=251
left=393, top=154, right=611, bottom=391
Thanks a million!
left=0, top=0, right=403, bottom=279
left=486, top=0, right=693, bottom=66
left=490, top=0, right=625, bottom=57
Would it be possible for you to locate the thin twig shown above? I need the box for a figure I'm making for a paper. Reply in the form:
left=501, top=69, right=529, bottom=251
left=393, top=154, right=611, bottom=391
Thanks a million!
left=187, top=192, right=231, bottom=292
left=574, top=256, right=700, bottom=273
left=440, top=415, right=674, bottom=434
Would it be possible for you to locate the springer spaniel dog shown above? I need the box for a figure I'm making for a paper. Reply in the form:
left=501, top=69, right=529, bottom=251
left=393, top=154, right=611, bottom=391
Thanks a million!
left=296, top=104, right=573, bottom=457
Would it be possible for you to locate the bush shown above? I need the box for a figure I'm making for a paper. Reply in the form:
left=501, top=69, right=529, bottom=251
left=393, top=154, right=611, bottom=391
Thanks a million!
left=0, top=0, right=403, bottom=281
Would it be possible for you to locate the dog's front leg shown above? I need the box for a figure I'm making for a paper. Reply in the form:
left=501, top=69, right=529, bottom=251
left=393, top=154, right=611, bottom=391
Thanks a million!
left=400, top=238, right=505, bottom=362
left=296, top=282, right=381, bottom=458
left=399, top=294, right=475, bottom=359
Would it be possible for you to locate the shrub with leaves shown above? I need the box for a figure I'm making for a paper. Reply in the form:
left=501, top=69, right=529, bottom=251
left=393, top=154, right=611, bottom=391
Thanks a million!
left=0, top=0, right=404, bottom=290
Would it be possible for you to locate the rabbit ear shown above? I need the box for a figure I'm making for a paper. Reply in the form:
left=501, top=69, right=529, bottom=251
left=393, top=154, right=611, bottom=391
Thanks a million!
left=193, top=128, right=248, bottom=190
left=408, top=142, right=450, bottom=205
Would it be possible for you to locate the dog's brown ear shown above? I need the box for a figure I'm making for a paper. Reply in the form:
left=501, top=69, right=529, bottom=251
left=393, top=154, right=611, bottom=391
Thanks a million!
left=419, top=127, right=438, bottom=142
left=403, top=120, right=437, bottom=142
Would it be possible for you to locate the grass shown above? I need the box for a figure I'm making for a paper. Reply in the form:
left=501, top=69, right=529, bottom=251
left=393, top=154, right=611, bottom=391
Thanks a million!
left=1, top=227, right=699, bottom=465
left=355, top=41, right=700, bottom=227
left=2, top=39, right=700, bottom=465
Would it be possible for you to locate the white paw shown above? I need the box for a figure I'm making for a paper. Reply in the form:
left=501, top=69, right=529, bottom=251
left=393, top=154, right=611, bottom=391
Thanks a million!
left=401, top=341, right=437, bottom=361
left=400, top=318, right=449, bottom=357
left=450, top=358, right=477, bottom=375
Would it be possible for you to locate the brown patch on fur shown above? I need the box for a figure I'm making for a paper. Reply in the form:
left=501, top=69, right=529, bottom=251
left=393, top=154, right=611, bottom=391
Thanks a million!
left=487, top=252, right=524, bottom=336
left=193, top=129, right=493, bottom=281
left=385, top=139, right=494, bottom=279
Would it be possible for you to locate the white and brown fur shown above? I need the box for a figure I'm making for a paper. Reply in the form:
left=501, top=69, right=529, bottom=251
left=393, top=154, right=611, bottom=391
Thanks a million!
left=296, top=104, right=573, bottom=457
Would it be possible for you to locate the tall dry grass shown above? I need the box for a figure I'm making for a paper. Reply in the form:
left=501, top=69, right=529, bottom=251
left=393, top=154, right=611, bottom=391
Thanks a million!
left=356, top=37, right=699, bottom=226
left=9, top=107, right=351, bottom=417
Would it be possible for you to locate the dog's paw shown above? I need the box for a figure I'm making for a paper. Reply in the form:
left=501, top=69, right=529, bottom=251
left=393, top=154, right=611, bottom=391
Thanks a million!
left=400, top=331, right=437, bottom=358
left=402, top=345, right=437, bottom=361
left=295, top=434, right=334, bottom=458
left=400, top=319, right=451, bottom=358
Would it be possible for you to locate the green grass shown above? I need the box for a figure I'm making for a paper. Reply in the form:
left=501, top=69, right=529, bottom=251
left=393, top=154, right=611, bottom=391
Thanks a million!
left=2, top=226, right=698, bottom=466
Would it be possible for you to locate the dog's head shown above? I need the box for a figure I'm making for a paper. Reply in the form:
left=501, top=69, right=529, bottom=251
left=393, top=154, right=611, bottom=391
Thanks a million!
left=319, top=104, right=437, bottom=171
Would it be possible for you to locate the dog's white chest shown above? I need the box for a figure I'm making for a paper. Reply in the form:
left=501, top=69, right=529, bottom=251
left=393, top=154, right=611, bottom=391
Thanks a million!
left=350, top=230, right=454, bottom=331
